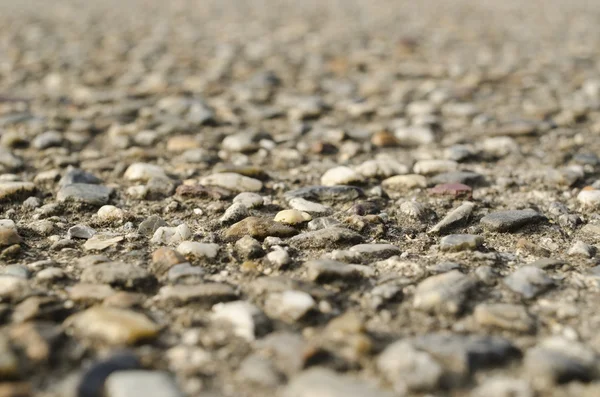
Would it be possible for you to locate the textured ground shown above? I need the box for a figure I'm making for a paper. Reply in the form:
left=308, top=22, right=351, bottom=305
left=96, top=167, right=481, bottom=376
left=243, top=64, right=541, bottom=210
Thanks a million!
left=3, top=0, right=600, bottom=396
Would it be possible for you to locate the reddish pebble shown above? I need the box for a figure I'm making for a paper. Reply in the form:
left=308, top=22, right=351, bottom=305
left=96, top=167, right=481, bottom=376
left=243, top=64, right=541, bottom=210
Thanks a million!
left=429, top=183, right=472, bottom=197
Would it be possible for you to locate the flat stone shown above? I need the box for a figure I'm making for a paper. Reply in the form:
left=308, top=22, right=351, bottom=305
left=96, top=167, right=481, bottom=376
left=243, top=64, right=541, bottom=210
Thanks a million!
left=414, top=160, right=458, bottom=175
left=348, top=243, right=401, bottom=261
left=529, top=258, right=566, bottom=269
left=157, top=283, right=237, bottom=306
left=57, top=184, right=113, bottom=206
left=68, top=283, right=116, bottom=303
left=288, top=197, right=332, bottom=215
left=382, top=174, right=427, bottom=190
left=167, top=263, right=205, bottom=284
left=200, top=172, right=263, bottom=192
left=414, top=270, right=476, bottom=314
left=123, top=163, right=167, bottom=182
left=0, top=181, right=35, bottom=202
left=65, top=307, right=159, bottom=345
left=105, top=371, right=184, bottom=397
left=80, top=262, right=155, bottom=290
left=225, top=217, right=298, bottom=241
left=439, top=234, right=483, bottom=252
left=377, top=340, right=443, bottom=393
left=472, top=377, right=534, bottom=397
left=285, top=185, right=364, bottom=202
left=480, top=209, right=544, bottom=232
left=429, top=201, right=475, bottom=234
left=166, top=135, right=200, bottom=152
left=321, top=166, right=364, bottom=186
left=176, top=241, right=220, bottom=260
left=430, top=171, right=484, bottom=186
left=430, top=183, right=472, bottom=197
left=283, top=368, right=394, bottom=397
left=304, top=259, right=363, bottom=282
left=474, top=303, right=535, bottom=332
left=504, top=266, right=553, bottom=298
left=290, top=227, right=363, bottom=249
left=84, top=234, right=124, bottom=251
left=212, top=301, right=270, bottom=341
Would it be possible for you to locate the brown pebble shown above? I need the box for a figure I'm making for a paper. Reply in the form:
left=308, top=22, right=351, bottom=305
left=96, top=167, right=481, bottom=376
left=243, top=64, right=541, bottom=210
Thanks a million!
left=103, top=291, right=146, bottom=308
left=311, top=141, right=338, bottom=154
left=65, top=306, right=160, bottom=345
left=225, top=217, right=298, bottom=241
left=151, top=247, right=186, bottom=276
left=0, top=382, right=31, bottom=397
left=0, top=228, right=21, bottom=248
left=371, top=130, right=399, bottom=147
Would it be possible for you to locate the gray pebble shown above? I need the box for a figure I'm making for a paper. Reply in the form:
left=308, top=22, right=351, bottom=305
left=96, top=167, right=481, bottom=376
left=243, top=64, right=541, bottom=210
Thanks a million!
left=0, top=264, right=30, bottom=279
left=57, top=184, right=113, bottom=206
left=235, top=235, right=265, bottom=259
left=138, top=215, right=167, bottom=236
left=480, top=209, right=544, bottom=232
left=524, top=337, right=598, bottom=386
left=283, top=368, right=394, bottom=397
left=233, top=192, right=264, bottom=208
left=414, top=270, right=476, bottom=314
left=68, top=224, right=96, bottom=239
left=59, top=168, right=102, bottom=187
left=105, top=371, right=184, bottom=397
left=167, top=263, right=205, bottom=284
left=32, top=131, right=63, bottom=149
left=220, top=202, right=250, bottom=224
left=503, top=266, right=553, bottom=298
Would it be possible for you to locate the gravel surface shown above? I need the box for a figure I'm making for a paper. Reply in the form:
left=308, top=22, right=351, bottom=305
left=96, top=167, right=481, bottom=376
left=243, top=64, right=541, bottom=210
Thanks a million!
left=2, top=0, right=600, bottom=396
